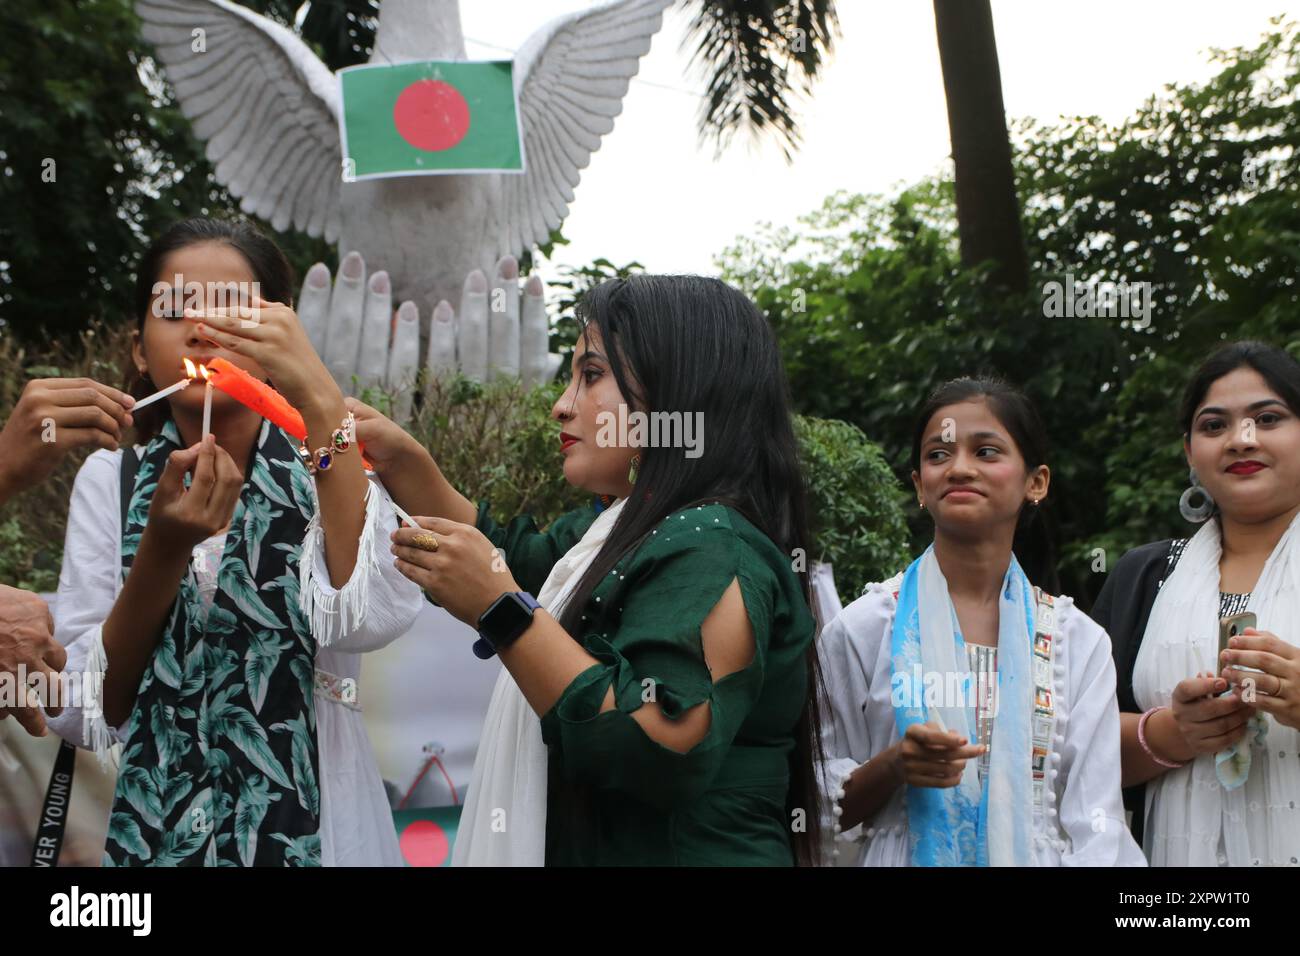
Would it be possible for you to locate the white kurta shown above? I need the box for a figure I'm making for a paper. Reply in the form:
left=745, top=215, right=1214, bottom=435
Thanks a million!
left=818, top=580, right=1146, bottom=867
left=44, top=444, right=424, bottom=866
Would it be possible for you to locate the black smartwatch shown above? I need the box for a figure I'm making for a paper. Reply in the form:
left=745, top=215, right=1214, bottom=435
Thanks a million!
left=472, top=591, right=541, bottom=660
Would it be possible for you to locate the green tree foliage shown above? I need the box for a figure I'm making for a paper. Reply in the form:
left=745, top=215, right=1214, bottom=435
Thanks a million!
left=796, top=415, right=910, bottom=597
left=720, top=19, right=1300, bottom=603
left=0, top=0, right=334, bottom=343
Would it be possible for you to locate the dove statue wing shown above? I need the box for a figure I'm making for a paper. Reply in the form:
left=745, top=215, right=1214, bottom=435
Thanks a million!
left=502, top=0, right=672, bottom=255
left=136, top=0, right=344, bottom=242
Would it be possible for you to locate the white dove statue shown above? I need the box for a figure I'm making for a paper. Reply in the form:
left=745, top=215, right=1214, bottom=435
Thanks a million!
left=135, top=0, right=670, bottom=392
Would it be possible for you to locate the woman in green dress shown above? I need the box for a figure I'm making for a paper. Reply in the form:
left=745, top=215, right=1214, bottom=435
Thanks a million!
left=352, top=274, right=823, bottom=866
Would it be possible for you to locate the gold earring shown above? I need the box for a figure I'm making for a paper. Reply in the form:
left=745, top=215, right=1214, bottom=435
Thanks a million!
left=628, top=454, right=640, bottom=485
left=918, top=500, right=925, bottom=510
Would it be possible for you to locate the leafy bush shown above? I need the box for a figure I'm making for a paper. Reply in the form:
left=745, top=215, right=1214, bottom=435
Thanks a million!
left=361, top=374, right=592, bottom=528
left=795, top=415, right=911, bottom=599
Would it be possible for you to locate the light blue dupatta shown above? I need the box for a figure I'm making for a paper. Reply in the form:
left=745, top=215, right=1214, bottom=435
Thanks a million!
left=890, top=545, right=1037, bottom=866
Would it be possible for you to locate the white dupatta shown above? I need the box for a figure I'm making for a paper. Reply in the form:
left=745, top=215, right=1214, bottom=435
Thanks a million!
left=452, top=498, right=627, bottom=866
left=1133, top=511, right=1300, bottom=866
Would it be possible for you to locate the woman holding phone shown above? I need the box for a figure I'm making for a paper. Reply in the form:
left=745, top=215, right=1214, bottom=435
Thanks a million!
left=1093, top=341, right=1300, bottom=866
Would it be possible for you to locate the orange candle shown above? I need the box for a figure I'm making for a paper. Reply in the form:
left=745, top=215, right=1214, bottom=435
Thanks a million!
left=206, top=358, right=373, bottom=469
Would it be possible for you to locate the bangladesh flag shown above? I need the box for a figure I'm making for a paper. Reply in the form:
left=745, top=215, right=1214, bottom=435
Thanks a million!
left=338, top=60, right=524, bottom=180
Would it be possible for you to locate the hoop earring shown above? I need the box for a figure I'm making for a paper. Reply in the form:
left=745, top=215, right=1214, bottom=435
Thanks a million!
left=1179, top=468, right=1215, bottom=523
left=627, top=454, right=640, bottom=485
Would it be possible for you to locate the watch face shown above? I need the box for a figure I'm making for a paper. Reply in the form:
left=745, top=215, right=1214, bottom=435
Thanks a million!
left=483, top=593, right=533, bottom=645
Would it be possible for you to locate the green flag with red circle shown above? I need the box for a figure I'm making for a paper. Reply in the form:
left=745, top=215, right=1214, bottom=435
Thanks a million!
left=338, top=60, right=524, bottom=180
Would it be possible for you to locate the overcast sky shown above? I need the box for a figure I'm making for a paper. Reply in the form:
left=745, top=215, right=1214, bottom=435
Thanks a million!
left=458, top=1, right=1298, bottom=278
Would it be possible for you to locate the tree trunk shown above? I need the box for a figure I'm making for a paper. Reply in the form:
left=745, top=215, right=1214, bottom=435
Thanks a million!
left=932, top=0, right=1028, bottom=292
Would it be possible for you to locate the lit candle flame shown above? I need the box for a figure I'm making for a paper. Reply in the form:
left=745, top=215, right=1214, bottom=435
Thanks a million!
left=199, top=363, right=212, bottom=382
left=182, top=357, right=197, bottom=379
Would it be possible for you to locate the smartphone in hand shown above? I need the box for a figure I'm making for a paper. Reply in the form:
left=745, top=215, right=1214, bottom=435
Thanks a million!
left=1218, top=611, right=1260, bottom=688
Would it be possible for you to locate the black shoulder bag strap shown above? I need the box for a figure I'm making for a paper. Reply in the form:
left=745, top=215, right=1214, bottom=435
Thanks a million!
left=30, top=445, right=139, bottom=867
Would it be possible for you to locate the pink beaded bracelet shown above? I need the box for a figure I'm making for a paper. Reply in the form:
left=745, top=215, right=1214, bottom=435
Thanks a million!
left=1138, top=705, right=1187, bottom=769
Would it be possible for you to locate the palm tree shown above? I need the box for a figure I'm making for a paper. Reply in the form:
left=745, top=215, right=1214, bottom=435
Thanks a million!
left=678, top=0, right=839, bottom=161
left=683, top=0, right=1027, bottom=291
left=932, top=0, right=1027, bottom=292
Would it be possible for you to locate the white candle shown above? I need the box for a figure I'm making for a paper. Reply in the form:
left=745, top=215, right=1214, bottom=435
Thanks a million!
left=390, top=500, right=418, bottom=529
left=201, top=377, right=213, bottom=438
left=131, top=377, right=192, bottom=410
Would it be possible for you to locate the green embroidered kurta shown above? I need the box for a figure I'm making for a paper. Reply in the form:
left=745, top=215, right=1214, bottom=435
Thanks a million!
left=474, top=499, right=815, bottom=866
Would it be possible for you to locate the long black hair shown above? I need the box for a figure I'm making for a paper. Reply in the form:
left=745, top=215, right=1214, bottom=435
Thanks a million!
left=554, top=274, right=826, bottom=865
left=1179, top=340, right=1300, bottom=436
left=127, top=217, right=296, bottom=442
left=909, top=376, right=1059, bottom=593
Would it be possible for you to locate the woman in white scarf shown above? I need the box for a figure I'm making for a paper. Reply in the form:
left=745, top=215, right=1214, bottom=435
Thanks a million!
left=1097, top=341, right=1300, bottom=866
left=350, top=275, right=824, bottom=866
left=819, top=377, right=1143, bottom=866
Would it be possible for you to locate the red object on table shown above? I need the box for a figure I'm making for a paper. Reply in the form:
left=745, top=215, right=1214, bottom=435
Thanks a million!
left=206, top=358, right=374, bottom=469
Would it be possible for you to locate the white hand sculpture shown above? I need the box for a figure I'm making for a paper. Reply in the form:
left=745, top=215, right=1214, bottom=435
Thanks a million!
left=298, top=251, right=562, bottom=424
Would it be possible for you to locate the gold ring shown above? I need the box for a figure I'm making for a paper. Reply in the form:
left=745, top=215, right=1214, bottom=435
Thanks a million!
left=411, top=532, right=440, bottom=552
